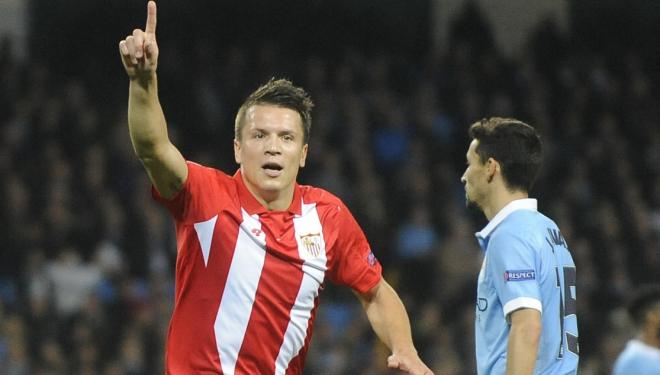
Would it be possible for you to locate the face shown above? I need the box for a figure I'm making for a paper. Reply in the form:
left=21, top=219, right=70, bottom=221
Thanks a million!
left=234, top=104, right=308, bottom=203
left=461, top=139, right=488, bottom=211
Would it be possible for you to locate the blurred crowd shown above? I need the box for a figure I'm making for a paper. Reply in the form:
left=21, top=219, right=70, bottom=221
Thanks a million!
left=1, top=3, right=659, bottom=375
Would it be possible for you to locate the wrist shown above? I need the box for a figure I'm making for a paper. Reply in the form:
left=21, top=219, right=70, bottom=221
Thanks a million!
left=130, top=72, right=158, bottom=94
left=392, top=345, right=418, bottom=357
left=130, top=70, right=157, bottom=85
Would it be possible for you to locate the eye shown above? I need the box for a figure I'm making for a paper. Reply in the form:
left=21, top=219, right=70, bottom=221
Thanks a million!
left=282, top=134, right=294, bottom=142
left=253, top=132, right=264, bottom=139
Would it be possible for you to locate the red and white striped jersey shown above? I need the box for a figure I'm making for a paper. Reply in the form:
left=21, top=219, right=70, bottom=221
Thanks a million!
left=153, top=162, right=382, bottom=375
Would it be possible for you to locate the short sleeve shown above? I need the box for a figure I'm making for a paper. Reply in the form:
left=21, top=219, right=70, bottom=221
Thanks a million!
left=326, top=202, right=382, bottom=294
left=152, top=161, right=230, bottom=223
left=487, top=230, right=542, bottom=317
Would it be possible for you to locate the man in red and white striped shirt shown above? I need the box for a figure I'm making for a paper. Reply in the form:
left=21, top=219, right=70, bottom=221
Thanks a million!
left=118, top=2, right=433, bottom=374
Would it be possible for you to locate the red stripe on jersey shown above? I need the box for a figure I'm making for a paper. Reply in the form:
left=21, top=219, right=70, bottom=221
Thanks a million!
left=234, top=212, right=305, bottom=374
left=166, top=210, right=241, bottom=374
left=235, top=257, right=304, bottom=373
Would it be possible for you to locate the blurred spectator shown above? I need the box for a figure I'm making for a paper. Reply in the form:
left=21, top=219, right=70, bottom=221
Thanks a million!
left=46, top=249, right=101, bottom=317
left=612, top=285, right=660, bottom=375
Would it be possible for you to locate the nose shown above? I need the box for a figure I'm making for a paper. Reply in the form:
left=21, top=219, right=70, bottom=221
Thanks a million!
left=460, top=173, right=467, bottom=184
left=264, top=135, right=281, bottom=155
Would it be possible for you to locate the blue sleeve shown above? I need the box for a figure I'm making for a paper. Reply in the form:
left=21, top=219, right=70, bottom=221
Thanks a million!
left=486, top=230, right=542, bottom=317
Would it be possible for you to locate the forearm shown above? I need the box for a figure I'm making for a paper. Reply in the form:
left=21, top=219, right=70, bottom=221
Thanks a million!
left=358, top=279, right=433, bottom=374
left=120, top=1, right=186, bottom=198
left=128, top=73, right=170, bottom=159
left=506, top=314, right=540, bottom=375
left=362, top=281, right=416, bottom=355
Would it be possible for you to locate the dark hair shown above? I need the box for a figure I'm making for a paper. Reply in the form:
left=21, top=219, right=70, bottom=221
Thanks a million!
left=234, top=78, right=314, bottom=143
left=628, top=284, right=660, bottom=326
left=468, top=117, right=543, bottom=192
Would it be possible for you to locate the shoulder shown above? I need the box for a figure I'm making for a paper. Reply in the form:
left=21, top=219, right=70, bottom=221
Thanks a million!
left=155, top=162, right=236, bottom=222
left=614, top=340, right=660, bottom=373
left=187, top=161, right=234, bottom=185
left=489, top=223, right=533, bottom=246
left=300, top=184, right=345, bottom=210
left=626, top=340, right=660, bottom=359
left=492, top=210, right=548, bottom=246
left=187, top=161, right=231, bottom=178
left=506, top=209, right=545, bottom=226
left=299, top=185, right=360, bottom=227
left=183, top=162, right=238, bottom=203
left=486, top=220, right=540, bottom=261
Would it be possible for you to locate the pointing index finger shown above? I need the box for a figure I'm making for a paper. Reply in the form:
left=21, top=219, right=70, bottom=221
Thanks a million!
left=145, top=1, right=157, bottom=35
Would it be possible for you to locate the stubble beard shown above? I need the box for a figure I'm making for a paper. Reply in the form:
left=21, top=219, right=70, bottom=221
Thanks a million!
left=465, top=193, right=484, bottom=214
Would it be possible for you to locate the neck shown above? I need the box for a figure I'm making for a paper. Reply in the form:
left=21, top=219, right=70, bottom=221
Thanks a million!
left=242, top=177, right=295, bottom=211
left=483, top=188, right=529, bottom=221
left=262, top=194, right=293, bottom=211
left=641, top=327, right=660, bottom=348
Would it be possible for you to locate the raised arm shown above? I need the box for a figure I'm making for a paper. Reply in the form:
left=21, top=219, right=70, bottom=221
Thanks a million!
left=119, top=1, right=187, bottom=199
left=355, top=279, right=434, bottom=375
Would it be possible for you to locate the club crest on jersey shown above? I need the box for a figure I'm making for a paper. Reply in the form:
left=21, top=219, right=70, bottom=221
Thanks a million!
left=300, top=233, right=322, bottom=257
left=367, top=250, right=377, bottom=267
left=504, top=269, right=536, bottom=282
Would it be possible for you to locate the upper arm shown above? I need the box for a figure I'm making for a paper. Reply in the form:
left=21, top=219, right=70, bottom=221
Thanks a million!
left=140, top=141, right=188, bottom=199
left=509, top=308, right=541, bottom=335
left=325, top=201, right=382, bottom=293
left=354, top=278, right=384, bottom=306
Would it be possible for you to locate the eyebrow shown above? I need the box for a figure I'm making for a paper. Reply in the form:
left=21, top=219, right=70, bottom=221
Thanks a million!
left=250, top=127, right=298, bottom=137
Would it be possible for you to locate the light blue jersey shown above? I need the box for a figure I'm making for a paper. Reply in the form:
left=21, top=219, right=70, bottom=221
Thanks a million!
left=613, top=340, right=660, bottom=375
left=474, top=199, right=579, bottom=374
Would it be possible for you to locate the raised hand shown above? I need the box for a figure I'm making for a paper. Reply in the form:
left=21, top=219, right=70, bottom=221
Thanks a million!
left=119, top=1, right=159, bottom=81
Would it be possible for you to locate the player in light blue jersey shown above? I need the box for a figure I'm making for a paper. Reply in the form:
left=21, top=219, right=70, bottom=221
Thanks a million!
left=461, top=118, right=579, bottom=374
left=613, top=285, right=660, bottom=375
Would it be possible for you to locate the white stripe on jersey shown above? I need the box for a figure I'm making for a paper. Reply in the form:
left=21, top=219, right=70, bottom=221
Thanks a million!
left=214, top=209, right=267, bottom=375
left=193, top=214, right=218, bottom=267
left=274, top=202, right=327, bottom=374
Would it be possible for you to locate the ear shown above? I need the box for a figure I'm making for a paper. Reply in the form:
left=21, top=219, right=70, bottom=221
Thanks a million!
left=299, top=143, right=309, bottom=168
left=234, top=138, right=241, bottom=164
left=486, top=158, right=499, bottom=182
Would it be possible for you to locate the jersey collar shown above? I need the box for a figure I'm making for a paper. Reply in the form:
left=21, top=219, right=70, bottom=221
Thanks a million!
left=475, top=198, right=538, bottom=239
left=233, top=170, right=303, bottom=216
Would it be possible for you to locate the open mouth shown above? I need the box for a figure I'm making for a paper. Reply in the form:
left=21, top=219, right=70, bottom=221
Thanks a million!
left=262, top=162, right=283, bottom=177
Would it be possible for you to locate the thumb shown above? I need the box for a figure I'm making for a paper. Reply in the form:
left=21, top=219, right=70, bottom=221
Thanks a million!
left=387, top=354, right=401, bottom=369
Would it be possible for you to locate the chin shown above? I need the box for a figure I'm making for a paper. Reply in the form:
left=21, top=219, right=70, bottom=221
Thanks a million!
left=258, top=181, right=282, bottom=192
left=466, top=198, right=482, bottom=212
